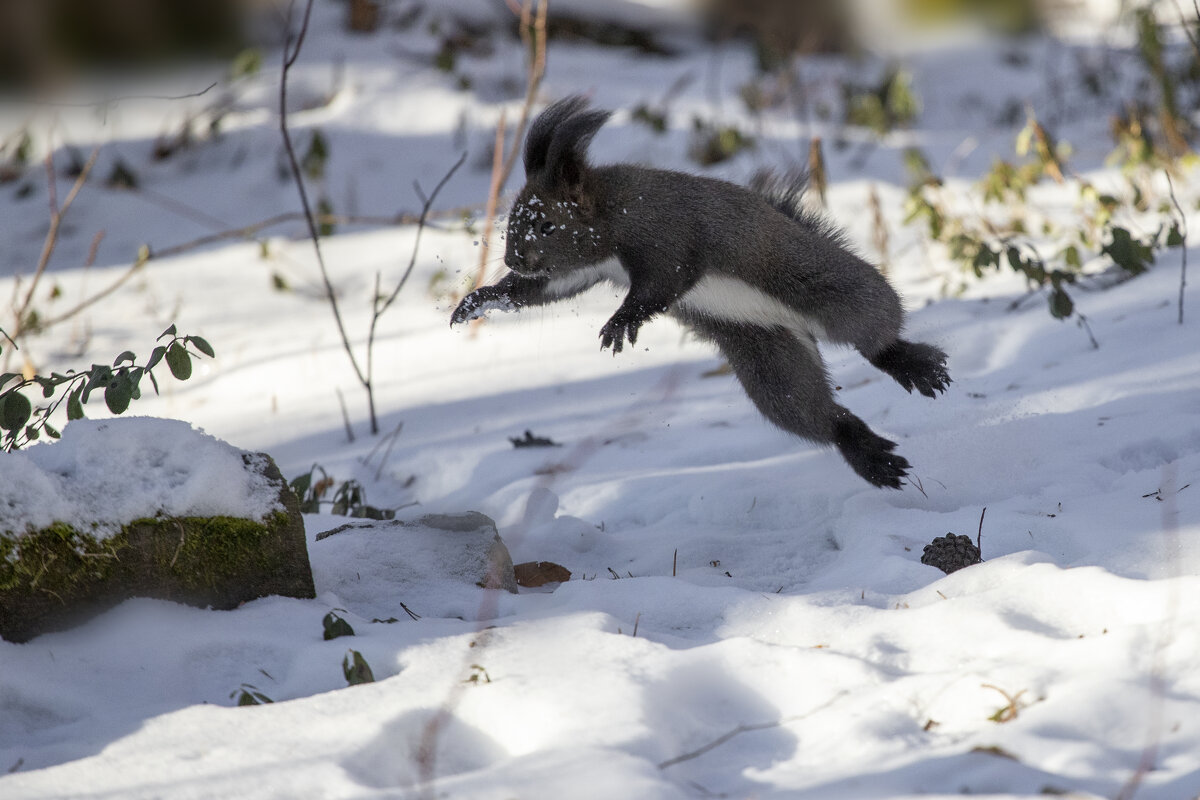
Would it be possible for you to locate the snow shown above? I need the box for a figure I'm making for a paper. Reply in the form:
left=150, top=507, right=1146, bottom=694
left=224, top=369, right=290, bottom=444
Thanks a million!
left=0, top=418, right=282, bottom=538
left=1, top=2, right=1199, bottom=798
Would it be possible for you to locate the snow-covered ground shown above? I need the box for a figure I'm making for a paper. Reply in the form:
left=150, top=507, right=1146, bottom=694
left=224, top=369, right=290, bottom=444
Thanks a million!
left=2, top=1, right=1199, bottom=797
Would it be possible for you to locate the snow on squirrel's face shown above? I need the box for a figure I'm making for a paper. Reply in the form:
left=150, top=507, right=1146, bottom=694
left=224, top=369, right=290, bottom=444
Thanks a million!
left=503, top=186, right=608, bottom=277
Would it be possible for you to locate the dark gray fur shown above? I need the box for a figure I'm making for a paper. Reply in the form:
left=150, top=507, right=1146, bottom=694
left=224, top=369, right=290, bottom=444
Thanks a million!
left=452, top=96, right=950, bottom=488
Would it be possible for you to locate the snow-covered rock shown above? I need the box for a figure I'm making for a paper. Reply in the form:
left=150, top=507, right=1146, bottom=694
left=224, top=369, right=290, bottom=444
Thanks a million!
left=0, top=419, right=313, bottom=643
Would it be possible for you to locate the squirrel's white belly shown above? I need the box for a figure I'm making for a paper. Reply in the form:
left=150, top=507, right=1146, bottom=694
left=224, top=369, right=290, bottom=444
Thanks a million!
left=547, top=260, right=825, bottom=346
left=677, top=272, right=827, bottom=344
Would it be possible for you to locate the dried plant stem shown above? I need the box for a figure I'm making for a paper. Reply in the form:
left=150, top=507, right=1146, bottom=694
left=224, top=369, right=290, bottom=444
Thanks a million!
left=3, top=147, right=99, bottom=371
left=1165, top=170, right=1187, bottom=325
left=468, top=0, right=549, bottom=295
left=279, top=0, right=366, bottom=394
left=366, top=153, right=466, bottom=431
left=10, top=149, right=98, bottom=335
left=279, top=0, right=463, bottom=435
left=868, top=183, right=889, bottom=276
left=471, top=110, right=507, bottom=294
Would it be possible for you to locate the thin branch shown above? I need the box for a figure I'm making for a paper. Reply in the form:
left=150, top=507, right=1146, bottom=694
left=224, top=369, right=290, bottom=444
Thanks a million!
left=471, top=112, right=507, bottom=293
left=376, top=153, right=467, bottom=316
left=36, top=251, right=149, bottom=330
left=1165, top=170, right=1187, bottom=325
left=31, top=82, right=218, bottom=109
left=279, top=0, right=368, bottom=392
left=1171, top=0, right=1200, bottom=63
left=468, top=0, right=549, bottom=294
left=498, top=0, right=549, bottom=192
left=658, top=692, right=848, bottom=770
left=7, top=147, right=99, bottom=355
left=976, top=506, right=987, bottom=555
left=146, top=207, right=473, bottom=260
left=363, top=153, right=466, bottom=434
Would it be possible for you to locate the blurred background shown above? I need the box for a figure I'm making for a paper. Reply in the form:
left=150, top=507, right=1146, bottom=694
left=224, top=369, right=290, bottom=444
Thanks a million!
left=0, top=0, right=1128, bottom=90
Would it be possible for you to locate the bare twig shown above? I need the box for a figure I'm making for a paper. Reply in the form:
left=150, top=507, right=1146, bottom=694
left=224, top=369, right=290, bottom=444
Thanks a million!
left=336, top=387, right=355, bottom=443
left=976, top=506, right=987, bottom=555
left=1165, top=170, right=1187, bottom=325
left=4, top=147, right=99, bottom=369
left=1170, top=0, right=1200, bottom=63
left=149, top=207, right=474, bottom=261
left=16, top=148, right=98, bottom=327
left=35, top=248, right=149, bottom=331
left=375, top=154, right=467, bottom=318
left=32, top=82, right=218, bottom=109
left=1076, top=312, right=1100, bottom=350
left=280, top=0, right=465, bottom=436
left=499, top=0, right=550, bottom=194
left=470, top=111, right=508, bottom=294
left=363, top=153, right=465, bottom=433
left=658, top=692, right=848, bottom=770
left=280, top=0, right=367, bottom=394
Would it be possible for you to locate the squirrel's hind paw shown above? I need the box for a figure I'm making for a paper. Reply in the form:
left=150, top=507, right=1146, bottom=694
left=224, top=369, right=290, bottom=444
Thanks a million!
left=869, top=340, right=951, bottom=398
left=834, top=416, right=910, bottom=489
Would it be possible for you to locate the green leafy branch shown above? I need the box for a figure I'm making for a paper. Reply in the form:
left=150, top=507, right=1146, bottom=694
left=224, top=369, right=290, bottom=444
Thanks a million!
left=903, top=111, right=1186, bottom=321
left=0, top=324, right=213, bottom=451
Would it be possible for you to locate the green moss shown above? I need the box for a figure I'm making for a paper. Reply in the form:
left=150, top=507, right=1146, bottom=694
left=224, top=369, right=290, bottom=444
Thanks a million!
left=2, top=508, right=311, bottom=642
left=126, top=513, right=281, bottom=592
left=0, top=522, right=123, bottom=597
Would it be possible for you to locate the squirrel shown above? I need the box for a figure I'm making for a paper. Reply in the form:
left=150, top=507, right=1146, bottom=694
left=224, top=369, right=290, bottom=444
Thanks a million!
left=451, top=96, right=950, bottom=489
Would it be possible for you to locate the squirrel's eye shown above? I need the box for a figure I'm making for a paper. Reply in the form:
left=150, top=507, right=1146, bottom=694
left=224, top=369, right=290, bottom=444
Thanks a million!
left=539, top=221, right=557, bottom=236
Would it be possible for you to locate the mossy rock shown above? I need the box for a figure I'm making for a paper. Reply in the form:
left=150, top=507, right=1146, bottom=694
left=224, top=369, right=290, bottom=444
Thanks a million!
left=0, top=455, right=314, bottom=643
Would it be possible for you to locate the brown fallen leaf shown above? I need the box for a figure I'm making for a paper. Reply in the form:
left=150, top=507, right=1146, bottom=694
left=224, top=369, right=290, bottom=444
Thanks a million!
left=514, top=561, right=572, bottom=588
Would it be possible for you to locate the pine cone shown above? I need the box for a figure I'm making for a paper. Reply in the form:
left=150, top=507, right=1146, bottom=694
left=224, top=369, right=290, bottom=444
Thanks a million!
left=921, top=533, right=982, bottom=574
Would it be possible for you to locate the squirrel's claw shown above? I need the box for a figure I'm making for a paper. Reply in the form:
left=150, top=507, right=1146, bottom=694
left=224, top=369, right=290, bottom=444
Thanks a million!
left=451, top=289, right=513, bottom=327
left=599, top=312, right=641, bottom=355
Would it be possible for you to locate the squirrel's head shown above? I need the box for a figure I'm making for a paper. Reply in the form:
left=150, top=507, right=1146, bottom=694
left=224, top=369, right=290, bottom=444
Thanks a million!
left=504, top=96, right=613, bottom=278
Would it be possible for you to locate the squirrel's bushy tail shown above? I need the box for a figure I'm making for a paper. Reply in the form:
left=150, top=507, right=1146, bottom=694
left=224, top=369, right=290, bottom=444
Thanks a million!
left=748, top=168, right=851, bottom=249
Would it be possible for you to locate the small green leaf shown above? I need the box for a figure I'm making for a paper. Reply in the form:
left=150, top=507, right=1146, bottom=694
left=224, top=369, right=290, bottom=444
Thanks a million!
left=0, top=391, right=32, bottom=431
left=0, top=373, right=20, bottom=391
left=165, top=343, right=192, bottom=380
left=323, top=611, right=355, bottom=641
left=159, top=324, right=177, bottom=340
left=1063, top=244, right=1082, bottom=271
left=113, top=350, right=136, bottom=367
left=1049, top=286, right=1074, bottom=319
left=232, top=684, right=273, bottom=706
left=302, top=130, right=329, bottom=181
left=146, top=346, right=167, bottom=370
left=1102, top=227, right=1155, bottom=276
left=44, top=422, right=60, bottom=439
left=67, top=386, right=85, bottom=420
left=1006, top=246, right=1023, bottom=272
left=230, top=47, right=263, bottom=80
left=24, top=425, right=39, bottom=441
left=1166, top=222, right=1185, bottom=248
left=343, top=650, right=376, bottom=686
left=188, top=336, right=215, bottom=358
left=290, top=472, right=313, bottom=501
left=104, top=374, right=133, bottom=415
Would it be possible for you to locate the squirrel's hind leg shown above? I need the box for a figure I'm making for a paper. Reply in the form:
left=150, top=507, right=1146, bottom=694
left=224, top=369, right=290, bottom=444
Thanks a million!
left=698, top=320, right=909, bottom=489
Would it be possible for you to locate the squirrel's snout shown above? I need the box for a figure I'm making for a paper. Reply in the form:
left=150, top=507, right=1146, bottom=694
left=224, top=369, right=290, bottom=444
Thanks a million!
left=506, top=249, right=540, bottom=276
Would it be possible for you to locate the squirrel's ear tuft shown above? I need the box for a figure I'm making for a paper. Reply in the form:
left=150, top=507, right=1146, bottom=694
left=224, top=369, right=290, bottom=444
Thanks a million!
left=523, top=95, right=611, bottom=187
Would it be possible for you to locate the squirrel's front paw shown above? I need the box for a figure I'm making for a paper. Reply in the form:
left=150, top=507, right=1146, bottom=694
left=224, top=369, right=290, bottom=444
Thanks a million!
left=599, top=312, right=643, bottom=354
left=451, top=290, right=505, bottom=327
